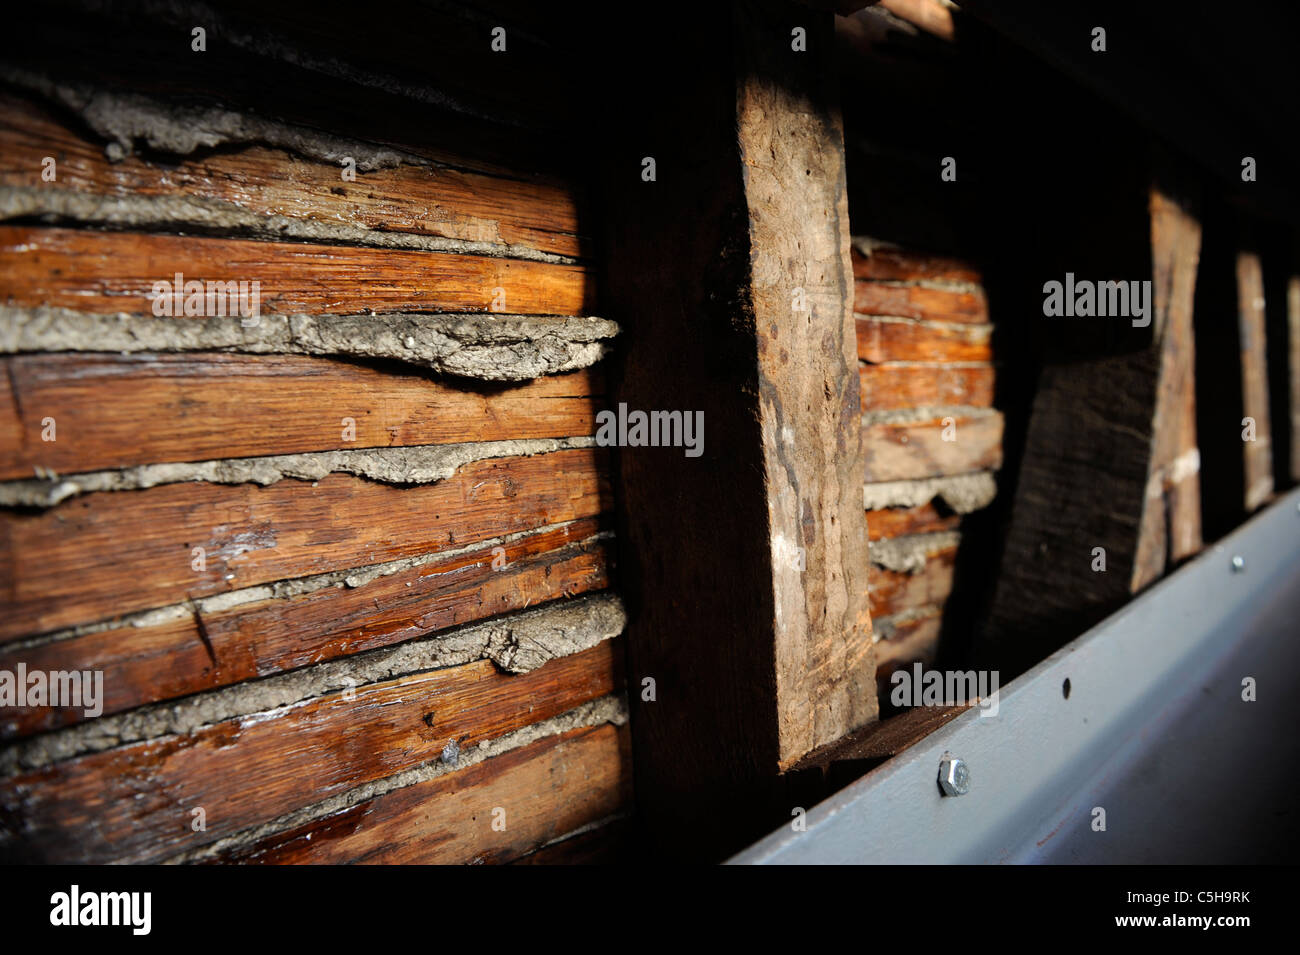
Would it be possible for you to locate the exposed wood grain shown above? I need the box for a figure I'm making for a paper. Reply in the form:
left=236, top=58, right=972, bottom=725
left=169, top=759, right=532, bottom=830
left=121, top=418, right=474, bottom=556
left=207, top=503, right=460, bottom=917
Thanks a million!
left=850, top=245, right=981, bottom=285
left=874, top=610, right=942, bottom=670
left=0, top=226, right=593, bottom=316
left=790, top=696, right=970, bottom=774
left=0, top=520, right=611, bottom=737
left=1291, top=275, right=1300, bottom=482
left=0, top=643, right=622, bottom=863
left=510, top=816, right=631, bottom=865
left=863, top=412, right=1004, bottom=482
left=1132, top=185, right=1203, bottom=588
left=868, top=546, right=957, bottom=618
left=854, top=280, right=988, bottom=323
left=598, top=0, right=875, bottom=860
left=0, top=354, right=600, bottom=479
left=867, top=501, right=963, bottom=540
left=0, top=90, right=590, bottom=259
left=214, top=721, right=632, bottom=865
left=861, top=361, right=995, bottom=410
left=1237, top=250, right=1274, bottom=510
left=977, top=172, right=1204, bottom=677
left=0, top=448, right=609, bottom=640
left=856, top=317, right=992, bottom=363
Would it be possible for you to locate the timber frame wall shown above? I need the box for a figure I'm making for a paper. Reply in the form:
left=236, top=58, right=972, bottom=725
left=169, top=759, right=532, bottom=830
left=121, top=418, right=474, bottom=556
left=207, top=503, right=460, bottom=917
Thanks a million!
left=2, top=0, right=1299, bottom=864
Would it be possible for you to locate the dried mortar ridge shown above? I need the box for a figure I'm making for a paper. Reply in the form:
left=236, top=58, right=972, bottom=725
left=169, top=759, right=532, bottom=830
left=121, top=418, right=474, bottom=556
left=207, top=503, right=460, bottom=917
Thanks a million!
left=862, top=471, right=998, bottom=513
left=164, top=694, right=629, bottom=864
left=0, top=187, right=578, bottom=265
left=0, top=436, right=598, bottom=508
left=5, top=523, right=611, bottom=655
left=862, top=405, right=996, bottom=426
left=0, top=592, right=627, bottom=775
left=868, top=531, right=962, bottom=574
left=0, top=306, right=619, bottom=382
left=2, top=66, right=423, bottom=170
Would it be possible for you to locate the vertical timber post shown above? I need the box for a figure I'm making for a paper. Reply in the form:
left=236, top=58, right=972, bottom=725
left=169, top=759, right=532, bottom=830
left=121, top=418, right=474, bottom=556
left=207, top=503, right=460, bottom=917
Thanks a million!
left=598, top=0, right=876, bottom=860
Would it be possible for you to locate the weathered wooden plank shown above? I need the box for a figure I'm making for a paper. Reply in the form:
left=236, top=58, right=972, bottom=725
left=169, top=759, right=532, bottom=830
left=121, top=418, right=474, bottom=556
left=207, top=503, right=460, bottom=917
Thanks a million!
left=1132, top=184, right=1203, bottom=588
left=1291, top=274, right=1300, bottom=483
left=0, top=448, right=609, bottom=640
left=861, top=361, right=996, bottom=410
left=863, top=412, right=1004, bottom=482
left=856, top=317, right=992, bottom=364
left=791, top=697, right=970, bottom=774
left=0, top=354, right=600, bottom=479
left=0, top=90, right=590, bottom=260
left=854, top=281, right=988, bottom=323
left=874, top=610, right=942, bottom=670
left=0, top=226, right=593, bottom=316
left=215, top=721, right=632, bottom=865
left=510, top=816, right=631, bottom=865
left=0, top=520, right=611, bottom=737
left=977, top=175, right=1204, bottom=676
left=1237, top=250, right=1274, bottom=510
left=850, top=244, right=981, bottom=285
left=0, top=643, right=622, bottom=863
left=598, top=0, right=875, bottom=860
left=867, top=501, right=963, bottom=540
left=868, top=546, right=957, bottom=619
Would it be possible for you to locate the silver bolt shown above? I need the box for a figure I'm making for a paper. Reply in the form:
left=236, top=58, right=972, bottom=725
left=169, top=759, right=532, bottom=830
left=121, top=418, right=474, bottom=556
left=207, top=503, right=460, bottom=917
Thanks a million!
left=1231, top=555, right=1246, bottom=573
left=938, top=754, right=971, bottom=796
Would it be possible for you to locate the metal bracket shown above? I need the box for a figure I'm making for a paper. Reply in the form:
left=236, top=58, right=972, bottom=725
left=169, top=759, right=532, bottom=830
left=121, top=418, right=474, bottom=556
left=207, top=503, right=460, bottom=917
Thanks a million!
left=731, top=489, right=1300, bottom=864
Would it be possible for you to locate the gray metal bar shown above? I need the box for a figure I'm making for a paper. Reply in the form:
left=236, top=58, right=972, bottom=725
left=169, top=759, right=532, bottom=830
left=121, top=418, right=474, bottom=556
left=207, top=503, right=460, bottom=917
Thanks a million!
left=730, top=489, right=1300, bottom=864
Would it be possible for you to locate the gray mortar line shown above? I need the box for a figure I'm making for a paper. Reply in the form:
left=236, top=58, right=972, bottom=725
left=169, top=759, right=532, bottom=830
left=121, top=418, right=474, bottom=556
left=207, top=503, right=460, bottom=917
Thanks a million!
left=871, top=606, right=944, bottom=644
left=868, top=531, right=963, bottom=574
left=860, top=314, right=993, bottom=332
left=1, top=522, right=614, bottom=653
left=862, top=405, right=999, bottom=426
left=0, top=593, right=627, bottom=775
left=863, top=471, right=999, bottom=513
left=161, top=694, right=630, bottom=865
left=0, top=435, right=599, bottom=508
left=0, top=186, right=580, bottom=265
left=0, top=306, right=619, bottom=382
left=1, top=66, right=434, bottom=170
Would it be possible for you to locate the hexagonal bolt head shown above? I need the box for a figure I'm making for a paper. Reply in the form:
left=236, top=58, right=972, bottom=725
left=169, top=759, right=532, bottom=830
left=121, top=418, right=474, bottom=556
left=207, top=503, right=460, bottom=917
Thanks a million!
left=938, top=755, right=971, bottom=796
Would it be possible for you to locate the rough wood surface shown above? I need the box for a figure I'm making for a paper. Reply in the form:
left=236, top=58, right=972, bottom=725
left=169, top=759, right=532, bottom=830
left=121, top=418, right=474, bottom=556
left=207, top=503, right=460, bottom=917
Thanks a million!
left=1132, top=185, right=1203, bottom=589
left=214, top=722, right=632, bottom=865
left=0, top=644, right=622, bottom=863
left=978, top=174, right=1204, bottom=676
left=856, top=317, right=992, bottom=363
left=0, top=354, right=600, bottom=479
left=861, top=362, right=995, bottom=410
left=1291, top=275, right=1300, bottom=482
left=0, top=448, right=609, bottom=640
left=1237, top=250, right=1274, bottom=510
left=863, top=412, right=1003, bottom=482
left=854, top=281, right=988, bottom=323
left=868, top=546, right=957, bottom=618
left=850, top=244, right=981, bottom=285
left=598, top=0, right=875, bottom=860
left=0, top=226, right=593, bottom=316
left=1, top=520, right=611, bottom=737
left=867, top=501, right=963, bottom=540
left=0, top=89, right=589, bottom=260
